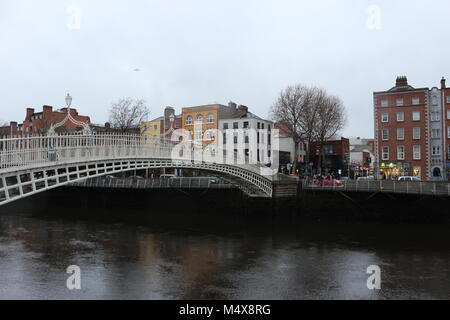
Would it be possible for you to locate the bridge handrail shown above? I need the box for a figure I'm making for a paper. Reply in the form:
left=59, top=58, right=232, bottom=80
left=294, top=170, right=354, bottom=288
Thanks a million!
left=302, top=179, right=450, bottom=197
left=0, top=133, right=271, bottom=178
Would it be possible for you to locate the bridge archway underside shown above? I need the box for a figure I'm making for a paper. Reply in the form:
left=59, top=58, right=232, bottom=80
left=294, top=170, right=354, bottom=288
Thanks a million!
left=0, top=158, right=273, bottom=206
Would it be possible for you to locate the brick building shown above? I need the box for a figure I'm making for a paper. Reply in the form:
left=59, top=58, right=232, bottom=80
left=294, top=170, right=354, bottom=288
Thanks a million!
left=309, top=137, right=350, bottom=176
left=21, top=105, right=90, bottom=135
left=374, top=76, right=450, bottom=181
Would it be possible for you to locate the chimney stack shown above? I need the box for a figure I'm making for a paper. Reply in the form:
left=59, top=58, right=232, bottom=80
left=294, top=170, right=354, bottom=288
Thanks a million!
left=43, top=105, right=53, bottom=114
left=228, top=101, right=237, bottom=114
left=441, top=77, right=446, bottom=89
left=237, top=105, right=249, bottom=115
left=396, top=76, right=408, bottom=87
left=164, top=106, right=175, bottom=120
left=9, top=122, right=17, bottom=135
left=26, top=108, right=34, bottom=120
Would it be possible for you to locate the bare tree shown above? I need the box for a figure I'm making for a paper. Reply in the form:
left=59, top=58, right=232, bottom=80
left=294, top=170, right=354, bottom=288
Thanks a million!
left=270, top=85, right=316, bottom=174
left=313, top=94, right=347, bottom=174
left=109, top=98, right=149, bottom=133
left=271, top=84, right=347, bottom=176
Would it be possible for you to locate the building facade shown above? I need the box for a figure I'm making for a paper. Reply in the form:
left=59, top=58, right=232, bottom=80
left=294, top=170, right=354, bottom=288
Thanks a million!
left=349, top=137, right=375, bottom=178
left=218, top=105, right=273, bottom=165
left=309, top=137, right=350, bottom=176
left=22, top=105, right=90, bottom=135
left=141, top=107, right=182, bottom=144
left=442, top=78, right=450, bottom=180
left=182, top=104, right=231, bottom=148
left=374, top=76, right=450, bottom=181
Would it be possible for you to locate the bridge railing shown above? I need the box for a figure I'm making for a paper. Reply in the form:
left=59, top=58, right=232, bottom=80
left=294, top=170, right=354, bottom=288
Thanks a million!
left=303, top=179, right=450, bottom=197
left=0, top=133, right=272, bottom=178
left=70, top=176, right=238, bottom=190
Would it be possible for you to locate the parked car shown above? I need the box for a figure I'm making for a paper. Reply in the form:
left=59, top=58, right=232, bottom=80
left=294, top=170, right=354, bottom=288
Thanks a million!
left=357, top=176, right=375, bottom=181
left=313, top=176, right=343, bottom=187
left=398, top=176, right=421, bottom=182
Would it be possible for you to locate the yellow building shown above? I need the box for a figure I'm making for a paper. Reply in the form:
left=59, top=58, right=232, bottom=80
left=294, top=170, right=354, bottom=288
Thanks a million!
left=182, top=104, right=233, bottom=147
left=140, top=117, right=163, bottom=144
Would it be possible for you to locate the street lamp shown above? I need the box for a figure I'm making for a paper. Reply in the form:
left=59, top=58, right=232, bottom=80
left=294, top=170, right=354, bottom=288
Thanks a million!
left=65, top=93, right=72, bottom=108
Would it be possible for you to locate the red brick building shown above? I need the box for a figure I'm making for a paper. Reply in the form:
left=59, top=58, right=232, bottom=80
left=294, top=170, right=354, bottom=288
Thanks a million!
left=374, top=77, right=429, bottom=180
left=21, top=105, right=90, bottom=135
left=309, top=137, right=350, bottom=175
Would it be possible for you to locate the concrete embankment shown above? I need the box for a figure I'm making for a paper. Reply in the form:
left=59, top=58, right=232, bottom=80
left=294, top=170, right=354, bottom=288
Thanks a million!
left=2, top=183, right=450, bottom=224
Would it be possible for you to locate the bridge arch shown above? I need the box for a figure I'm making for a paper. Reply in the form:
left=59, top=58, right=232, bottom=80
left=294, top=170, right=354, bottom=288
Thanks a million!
left=0, top=157, right=273, bottom=207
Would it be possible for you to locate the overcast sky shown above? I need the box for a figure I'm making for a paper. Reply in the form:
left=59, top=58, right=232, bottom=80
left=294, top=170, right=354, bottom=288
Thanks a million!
left=1, top=0, right=450, bottom=137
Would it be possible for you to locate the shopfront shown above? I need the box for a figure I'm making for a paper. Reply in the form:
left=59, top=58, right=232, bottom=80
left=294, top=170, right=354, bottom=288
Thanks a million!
left=379, top=162, right=412, bottom=180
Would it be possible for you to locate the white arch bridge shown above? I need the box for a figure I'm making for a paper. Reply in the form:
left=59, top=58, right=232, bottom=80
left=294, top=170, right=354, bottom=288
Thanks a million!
left=0, top=133, right=276, bottom=207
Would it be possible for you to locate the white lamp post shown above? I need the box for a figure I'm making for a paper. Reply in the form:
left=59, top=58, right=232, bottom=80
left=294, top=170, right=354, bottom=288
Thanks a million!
left=65, top=93, right=72, bottom=109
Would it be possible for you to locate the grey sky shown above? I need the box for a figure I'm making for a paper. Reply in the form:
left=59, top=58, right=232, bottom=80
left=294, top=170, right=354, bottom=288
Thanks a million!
left=1, top=0, right=450, bottom=137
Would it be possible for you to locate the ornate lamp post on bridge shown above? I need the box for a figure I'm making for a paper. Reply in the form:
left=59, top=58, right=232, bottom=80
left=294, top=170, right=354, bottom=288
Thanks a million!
left=47, top=93, right=92, bottom=136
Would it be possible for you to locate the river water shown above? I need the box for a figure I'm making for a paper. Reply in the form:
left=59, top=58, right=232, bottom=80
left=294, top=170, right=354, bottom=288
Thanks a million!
left=0, top=195, right=450, bottom=300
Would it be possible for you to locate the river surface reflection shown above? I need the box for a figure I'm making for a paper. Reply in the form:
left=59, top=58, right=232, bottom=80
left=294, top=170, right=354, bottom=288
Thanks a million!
left=0, top=204, right=450, bottom=300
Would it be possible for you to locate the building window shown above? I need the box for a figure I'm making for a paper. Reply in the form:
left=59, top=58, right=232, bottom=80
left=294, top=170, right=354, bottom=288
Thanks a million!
left=233, top=122, right=238, bottom=129
left=262, top=123, right=265, bottom=130
left=382, top=147, right=389, bottom=161
left=432, top=96, right=439, bottom=106
left=223, top=133, right=226, bottom=144
left=195, top=128, right=202, bottom=140
left=382, top=129, right=389, bottom=141
left=196, top=114, right=203, bottom=123
left=413, top=145, right=421, bottom=160
left=243, top=122, right=249, bottom=129
left=413, top=127, right=420, bottom=140
left=430, top=111, right=440, bottom=122
left=396, top=98, right=404, bottom=106
left=447, top=109, right=450, bottom=120
left=207, top=113, right=214, bottom=124
left=432, top=146, right=441, bottom=156
left=205, top=129, right=214, bottom=140
left=268, top=134, right=271, bottom=145
left=431, top=129, right=441, bottom=139
left=413, top=111, right=421, bottom=121
left=448, top=145, right=450, bottom=160
left=397, top=146, right=405, bottom=160
left=397, top=112, right=404, bottom=122
left=223, top=123, right=229, bottom=130
left=245, top=135, right=249, bottom=143
left=381, top=113, right=389, bottom=123
left=233, top=135, right=238, bottom=144
left=447, top=96, right=450, bottom=104
left=412, top=97, right=420, bottom=105
left=186, top=116, right=193, bottom=125
left=397, top=128, right=404, bottom=141
left=448, top=126, right=450, bottom=139
left=257, top=122, right=261, bottom=129
left=381, top=99, right=388, bottom=107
